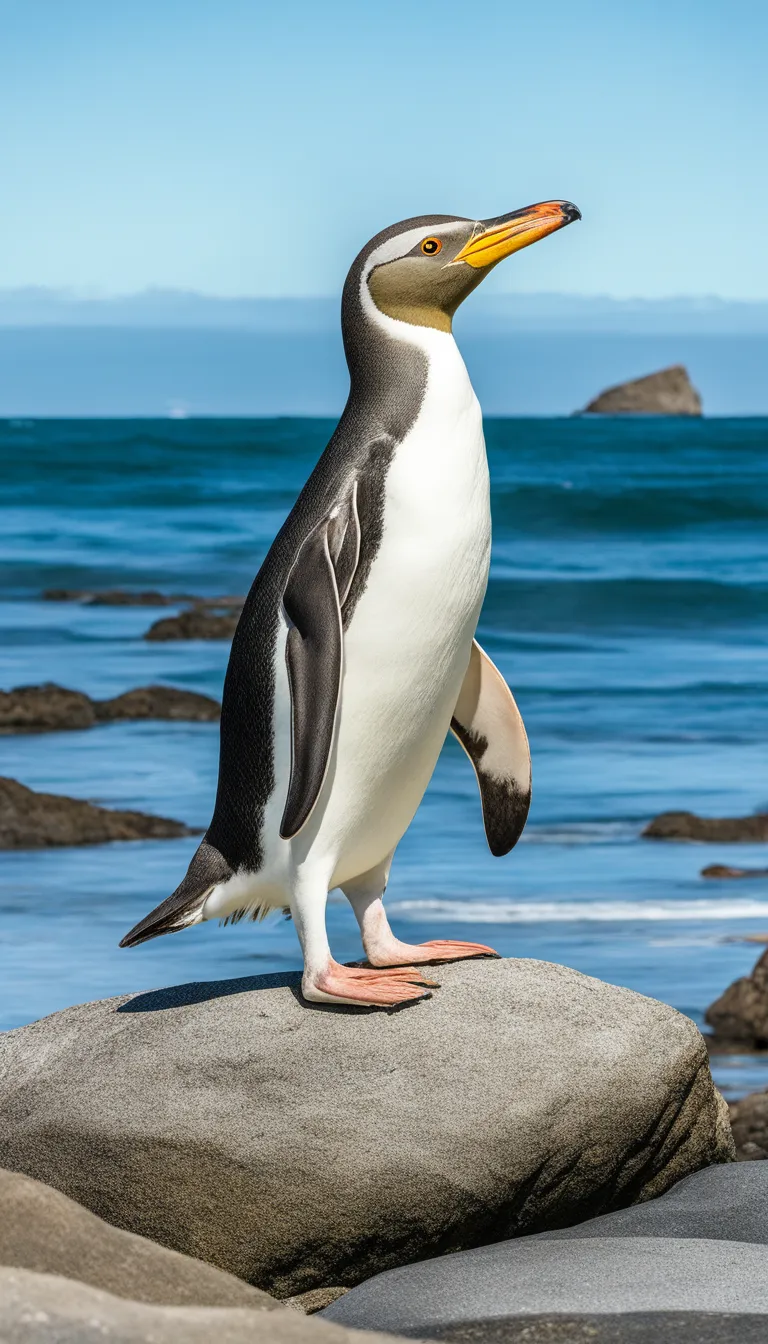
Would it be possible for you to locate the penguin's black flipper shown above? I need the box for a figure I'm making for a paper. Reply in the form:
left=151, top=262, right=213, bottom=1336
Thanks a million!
left=451, top=640, right=532, bottom=857
left=280, top=491, right=360, bottom=840
left=119, top=841, right=233, bottom=947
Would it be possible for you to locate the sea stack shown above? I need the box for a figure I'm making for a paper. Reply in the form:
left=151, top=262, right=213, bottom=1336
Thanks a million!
left=583, top=364, right=702, bottom=416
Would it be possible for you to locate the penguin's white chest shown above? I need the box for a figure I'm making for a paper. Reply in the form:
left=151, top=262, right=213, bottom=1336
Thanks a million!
left=300, top=337, right=491, bottom=883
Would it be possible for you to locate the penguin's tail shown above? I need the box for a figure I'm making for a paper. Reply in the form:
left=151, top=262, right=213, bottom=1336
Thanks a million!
left=119, top=840, right=233, bottom=947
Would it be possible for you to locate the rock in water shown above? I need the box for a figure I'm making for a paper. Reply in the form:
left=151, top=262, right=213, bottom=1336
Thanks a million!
left=145, top=609, right=241, bottom=641
left=643, top=810, right=768, bottom=842
left=705, top=947, right=768, bottom=1045
left=583, top=364, right=702, bottom=416
left=0, top=1167, right=277, bottom=1309
left=0, top=1268, right=391, bottom=1344
left=0, top=776, right=198, bottom=849
left=0, top=682, right=220, bottom=732
left=94, top=685, right=220, bottom=722
left=0, top=683, right=96, bottom=732
left=0, top=960, right=733, bottom=1297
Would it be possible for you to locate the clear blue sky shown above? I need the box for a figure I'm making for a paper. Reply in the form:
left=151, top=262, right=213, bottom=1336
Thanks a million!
left=2, top=0, right=767, bottom=300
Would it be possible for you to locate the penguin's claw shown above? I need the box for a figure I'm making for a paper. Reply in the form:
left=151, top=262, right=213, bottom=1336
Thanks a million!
left=366, top=939, right=499, bottom=967
left=302, top=960, right=433, bottom=1008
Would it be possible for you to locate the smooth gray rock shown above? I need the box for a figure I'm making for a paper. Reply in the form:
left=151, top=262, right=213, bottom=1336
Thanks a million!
left=536, top=1159, right=768, bottom=1243
left=0, top=1166, right=277, bottom=1308
left=0, top=959, right=733, bottom=1296
left=322, top=1238, right=768, bottom=1334
left=0, top=1268, right=400, bottom=1344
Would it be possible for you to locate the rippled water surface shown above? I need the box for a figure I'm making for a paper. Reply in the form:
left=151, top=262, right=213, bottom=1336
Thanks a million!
left=2, top=416, right=768, bottom=1096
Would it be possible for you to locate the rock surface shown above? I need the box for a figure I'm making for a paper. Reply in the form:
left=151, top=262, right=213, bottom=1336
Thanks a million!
left=323, top=1236, right=768, bottom=1337
left=0, top=1268, right=398, bottom=1344
left=145, top=608, right=242, bottom=641
left=0, top=682, right=220, bottom=732
left=0, top=1167, right=276, bottom=1309
left=0, top=959, right=733, bottom=1296
left=729, top=1090, right=768, bottom=1160
left=705, top=947, right=768, bottom=1045
left=643, top=810, right=768, bottom=842
left=0, top=776, right=198, bottom=849
left=583, top=364, right=702, bottom=416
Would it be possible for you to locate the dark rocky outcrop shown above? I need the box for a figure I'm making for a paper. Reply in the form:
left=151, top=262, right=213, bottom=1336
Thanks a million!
left=702, top=864, right=768, bottom=880
left=0, top=684, right=96, bottom=732
left=0, top=776, right=198, bottom=849
left=643, top=811, right=768, bottom=842
left=0, top=683, right=220, bottom=732
left=95, top=685, right=220, bottom=721
left=705, top=947, right=768, bottom=1045
left=582, top=364, right=702, bottom=416
left=0, top=959, right=733, bottom=1298
left=0, top=1269, right=397, bottom=1344
left=0, top=1167, right=277, bottom=1309
left=729, top=1089, right=768, bottom=1161
left=145, top=608, right=242, bottom=641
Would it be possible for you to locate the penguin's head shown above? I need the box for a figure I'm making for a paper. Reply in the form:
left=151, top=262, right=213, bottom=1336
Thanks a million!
left=351, top=201, right=580, bottom=334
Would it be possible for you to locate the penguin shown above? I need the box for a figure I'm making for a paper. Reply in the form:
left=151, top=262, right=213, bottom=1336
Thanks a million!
left=121, top=199, right=581, bottom=1006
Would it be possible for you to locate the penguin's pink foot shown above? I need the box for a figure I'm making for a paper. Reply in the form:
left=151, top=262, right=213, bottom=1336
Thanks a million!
left=302, top=960, right=433, bottom=1008
left=365, top=938, right=499, bottom=968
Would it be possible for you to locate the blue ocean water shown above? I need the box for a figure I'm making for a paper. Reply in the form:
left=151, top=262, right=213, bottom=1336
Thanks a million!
left=2, top=416, right=768, bottom=1098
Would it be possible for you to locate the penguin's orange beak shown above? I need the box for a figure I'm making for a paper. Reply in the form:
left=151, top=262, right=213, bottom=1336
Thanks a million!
left=452, top=200, right=581, bottom=269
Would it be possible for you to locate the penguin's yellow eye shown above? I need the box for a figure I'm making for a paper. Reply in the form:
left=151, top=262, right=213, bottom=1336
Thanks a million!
left=421, top=237, right=442, bottom=256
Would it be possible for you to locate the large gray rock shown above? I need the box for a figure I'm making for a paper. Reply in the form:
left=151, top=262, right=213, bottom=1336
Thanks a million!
left=0, top=1166, right=276, bottom=1308
left=583, top=364, right=702, bottom=415
left=0, top=960, right=733, bottom=1296
left=0, top=775, right=199, bottom=849
left=0, top=1268, right=398, bottom=1344
left=323, top=1238, right=768, bottom=1340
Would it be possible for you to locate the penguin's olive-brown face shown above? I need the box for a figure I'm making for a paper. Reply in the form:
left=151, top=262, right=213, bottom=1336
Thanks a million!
left=367, top=201, right=580, bottom=333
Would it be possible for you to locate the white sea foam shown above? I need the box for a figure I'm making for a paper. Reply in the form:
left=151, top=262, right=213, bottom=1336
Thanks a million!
left=387, top=898, right=768, bottom=923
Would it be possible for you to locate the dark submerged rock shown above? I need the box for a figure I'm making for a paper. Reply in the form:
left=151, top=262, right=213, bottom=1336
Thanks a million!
left=0, top=776, right=198, bottom=849
left=0, top=959, right=733, bottom=1297
left=582, top=364, right=702, bottom=416
left=42, top=588, right=193, bottom=606
left=643, top=810, right=768, bottom=842
left=701, top=864, right=768, bottom=879
left=0, top=1166, right=277, bottom=1309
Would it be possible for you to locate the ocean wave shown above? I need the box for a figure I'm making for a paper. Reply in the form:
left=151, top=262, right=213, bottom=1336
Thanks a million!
left=387, top=898, right=768, bottom=923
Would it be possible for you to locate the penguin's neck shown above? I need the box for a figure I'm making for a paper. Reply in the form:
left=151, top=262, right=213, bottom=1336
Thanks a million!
left=343, top=285, right=475, bottom=442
